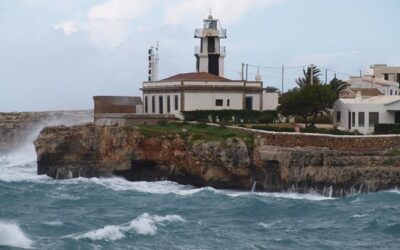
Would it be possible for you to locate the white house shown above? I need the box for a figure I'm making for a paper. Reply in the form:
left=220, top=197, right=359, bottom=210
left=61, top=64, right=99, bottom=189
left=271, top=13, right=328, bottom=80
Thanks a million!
left=346, top=77, right=399, bottom=96
left=333, top=92, right=400, bottom=134
left=141, top=15, right=278, bottom=118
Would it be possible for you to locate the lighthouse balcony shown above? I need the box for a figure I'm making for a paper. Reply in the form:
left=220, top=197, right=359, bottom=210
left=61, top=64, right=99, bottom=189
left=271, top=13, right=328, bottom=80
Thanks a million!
left=194, top=28, right=227, bottom=38
left=195, top=46, right=226, bottom=56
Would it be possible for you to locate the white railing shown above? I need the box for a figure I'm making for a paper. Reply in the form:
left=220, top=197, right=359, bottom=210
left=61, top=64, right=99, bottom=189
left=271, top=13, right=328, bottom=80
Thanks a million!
left=194, top=46, right=226, bottom=55
left=194, top=29, right=227, bottom=38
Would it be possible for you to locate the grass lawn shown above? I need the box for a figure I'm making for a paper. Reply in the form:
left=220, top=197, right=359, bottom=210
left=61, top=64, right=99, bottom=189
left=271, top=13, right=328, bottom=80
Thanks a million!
left=137, top=122, right=254, bottom=145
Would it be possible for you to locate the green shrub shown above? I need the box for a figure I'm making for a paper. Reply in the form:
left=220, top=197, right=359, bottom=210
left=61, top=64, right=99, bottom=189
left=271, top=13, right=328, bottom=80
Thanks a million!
left=182, top=110, right=278, bottom=124
left=374, top=124, right=400, bottom=134
left=294, top=114, right=332, bottom=124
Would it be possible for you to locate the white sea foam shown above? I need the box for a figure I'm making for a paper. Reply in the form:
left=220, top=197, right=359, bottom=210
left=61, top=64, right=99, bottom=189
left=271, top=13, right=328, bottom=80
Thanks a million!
left=43, top=220, right=64, bottom=226
left=258, top=221, right=281, bottom=229
left=351, top=214, right=369, bottom=218
left=0, top=221, right=33, bottom=249
left=74, top=213, right=185, bottom=241
left=216, top=189, right=335, bottom=201
left=77, top=225, right=125, bottom=241
left=388, top=188, right=400, bottom=194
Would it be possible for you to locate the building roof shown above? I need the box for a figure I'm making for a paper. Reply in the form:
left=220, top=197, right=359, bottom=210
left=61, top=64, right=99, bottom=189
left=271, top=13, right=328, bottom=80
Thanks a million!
left=161, top=72, right=231, bottom=82
left=351, top=88, right=383, bottom=96
left=346, top=77, right=398, bottom=87
left=339, top=95, right=400, bottom=105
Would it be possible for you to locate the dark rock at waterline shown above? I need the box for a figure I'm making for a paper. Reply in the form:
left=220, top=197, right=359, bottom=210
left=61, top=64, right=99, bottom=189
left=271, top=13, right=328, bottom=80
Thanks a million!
left=34, top=123, right=400, bottom=196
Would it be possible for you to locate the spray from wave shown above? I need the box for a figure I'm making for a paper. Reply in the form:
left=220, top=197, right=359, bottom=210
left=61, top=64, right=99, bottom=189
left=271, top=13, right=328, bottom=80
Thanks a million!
left=0, top=221, right=33, bottom=249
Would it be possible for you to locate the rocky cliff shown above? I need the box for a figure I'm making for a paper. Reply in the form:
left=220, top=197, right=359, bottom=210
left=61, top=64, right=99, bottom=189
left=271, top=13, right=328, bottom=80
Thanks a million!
left=34, top=123, right=400, bottom=196
left=0, top=110, right=93, bottom=154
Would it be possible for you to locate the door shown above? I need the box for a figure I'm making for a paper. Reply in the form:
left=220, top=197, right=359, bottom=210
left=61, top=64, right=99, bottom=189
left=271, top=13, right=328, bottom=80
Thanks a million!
left=245, top=97, right=253, bottom=110
left=395, top=112, right=400, bottom=124
left=159, top=96, right=163, bottom=114
left=348, top=111, right=351, bottom=129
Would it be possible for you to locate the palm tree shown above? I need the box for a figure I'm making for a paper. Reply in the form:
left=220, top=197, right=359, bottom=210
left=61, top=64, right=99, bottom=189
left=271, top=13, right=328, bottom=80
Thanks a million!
left=329, top=77, right=348, bottom=97
left=296, top=65, right=322, bottom=88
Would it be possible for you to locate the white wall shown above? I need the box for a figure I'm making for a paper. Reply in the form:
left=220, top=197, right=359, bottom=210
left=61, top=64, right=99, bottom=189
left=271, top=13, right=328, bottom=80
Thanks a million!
left=184, top=92, right=243, bottom=111
left=262, top=92, right=279, bottom=110
left=333, top=99, right=395, bottom=134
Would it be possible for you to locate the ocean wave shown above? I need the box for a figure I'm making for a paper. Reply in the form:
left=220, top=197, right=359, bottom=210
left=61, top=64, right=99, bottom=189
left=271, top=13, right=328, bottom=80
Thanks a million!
left=216, top=189, right=335, bottom=201
left=74, top=213, right=185, bottom=241
left=0, top=221, right=33, bottom=249
left=258, top=221, right=281, bottom=229
left=43, top=220, right=64, bottom=226
left=351, top=214, right=369, bottom=218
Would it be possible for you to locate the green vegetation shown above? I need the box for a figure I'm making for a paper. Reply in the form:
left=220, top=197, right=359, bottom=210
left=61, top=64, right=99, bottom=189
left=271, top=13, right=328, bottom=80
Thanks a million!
left=278, top=65, right=346, bottom=128
left=182, top=110, right=278, bottom=124
left=138, top=122, right=254, bottom=146
left=374, top=124, right=400, bottom=135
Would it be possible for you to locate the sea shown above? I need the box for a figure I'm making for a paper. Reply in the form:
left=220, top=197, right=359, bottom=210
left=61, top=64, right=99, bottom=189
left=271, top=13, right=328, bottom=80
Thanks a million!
left=1, top=137, right=400, bottom=249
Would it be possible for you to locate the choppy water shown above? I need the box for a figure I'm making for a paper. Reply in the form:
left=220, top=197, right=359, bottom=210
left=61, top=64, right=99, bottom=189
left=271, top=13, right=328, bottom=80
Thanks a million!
left=1, top=142, right=400, bottom=249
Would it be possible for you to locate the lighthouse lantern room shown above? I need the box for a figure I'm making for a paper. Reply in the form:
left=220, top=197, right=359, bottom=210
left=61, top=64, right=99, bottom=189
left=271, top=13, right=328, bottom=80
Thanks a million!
left=194, top=14, right=227, bottom=77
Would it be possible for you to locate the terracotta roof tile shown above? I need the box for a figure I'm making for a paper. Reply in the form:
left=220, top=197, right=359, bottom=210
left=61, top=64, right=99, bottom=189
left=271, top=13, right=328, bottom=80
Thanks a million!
left=350, top=88, right=383, bottom=97
left=161, top=72, right=231, bottom=81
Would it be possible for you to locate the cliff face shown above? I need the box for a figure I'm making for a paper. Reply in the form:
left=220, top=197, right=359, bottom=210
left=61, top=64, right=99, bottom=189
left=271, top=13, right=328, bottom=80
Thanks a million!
left=34, top=124, right=400, bottom=196
left=34, top=124, right=253, bottom=189
left=0, top=110, right=93, bottom=154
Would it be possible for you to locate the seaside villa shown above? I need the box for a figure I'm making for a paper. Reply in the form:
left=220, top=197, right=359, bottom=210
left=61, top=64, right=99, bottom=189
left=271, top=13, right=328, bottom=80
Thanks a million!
left=334, top=73, right=400, bottom=134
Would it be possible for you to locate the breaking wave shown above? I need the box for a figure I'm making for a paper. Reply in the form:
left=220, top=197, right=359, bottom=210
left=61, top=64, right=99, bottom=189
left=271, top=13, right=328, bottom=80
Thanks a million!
left=74, top=213, right=186, bottom=241
left=0, top=221, right=33, bottom=249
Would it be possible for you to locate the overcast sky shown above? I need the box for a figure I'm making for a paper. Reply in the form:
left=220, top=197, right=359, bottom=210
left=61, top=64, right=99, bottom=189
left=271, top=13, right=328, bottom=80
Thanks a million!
left=1, top=0, right=400, bottom=112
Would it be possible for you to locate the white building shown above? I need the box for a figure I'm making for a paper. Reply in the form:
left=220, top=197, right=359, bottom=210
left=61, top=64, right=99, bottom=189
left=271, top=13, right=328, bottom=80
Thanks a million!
left=141, top=15, right=278, bottom=118
left=334, top=92, right=400, bottom=134
left=346, top=77, right=399, bottom=96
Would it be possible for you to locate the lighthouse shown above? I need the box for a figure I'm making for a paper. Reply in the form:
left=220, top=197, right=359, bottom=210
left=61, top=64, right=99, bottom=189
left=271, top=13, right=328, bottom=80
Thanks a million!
left=194, top=14, right=227, bottom=77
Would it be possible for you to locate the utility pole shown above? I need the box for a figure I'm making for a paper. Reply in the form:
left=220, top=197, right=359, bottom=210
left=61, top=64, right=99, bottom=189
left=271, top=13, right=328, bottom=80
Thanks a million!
left=246, top=64, right=249, bottom=81
left=310, top=63, right=314, bottom=85
left=281, top=65, right=284, bottom=93
left=241, top=63, right=245, bottom=80
left=325, top=68, right=328, bottom=84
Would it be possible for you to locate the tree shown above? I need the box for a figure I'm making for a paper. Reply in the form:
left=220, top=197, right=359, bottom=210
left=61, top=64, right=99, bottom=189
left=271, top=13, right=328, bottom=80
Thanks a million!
left=265, top=86, right=280, bottom=93
left=278, top=84, right=337, bottom=128
left=296, top=65, right=322, bottom=88
left=329, top=77, right=348, bottom=98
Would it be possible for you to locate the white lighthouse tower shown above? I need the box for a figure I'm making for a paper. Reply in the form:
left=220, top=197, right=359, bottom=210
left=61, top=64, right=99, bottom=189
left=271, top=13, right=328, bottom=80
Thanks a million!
left=194, top=14, right=227, bottom=77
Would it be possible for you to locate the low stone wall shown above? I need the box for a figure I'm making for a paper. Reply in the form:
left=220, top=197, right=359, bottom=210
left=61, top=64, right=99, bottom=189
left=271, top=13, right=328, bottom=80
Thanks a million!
left=94, top=113, right=176, bottom=126
left=232, top=127, right=400, bottom=152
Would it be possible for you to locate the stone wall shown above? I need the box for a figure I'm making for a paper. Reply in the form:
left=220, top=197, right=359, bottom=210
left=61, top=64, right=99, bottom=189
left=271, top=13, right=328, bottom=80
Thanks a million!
left=235, top=127, right=400, bottom=152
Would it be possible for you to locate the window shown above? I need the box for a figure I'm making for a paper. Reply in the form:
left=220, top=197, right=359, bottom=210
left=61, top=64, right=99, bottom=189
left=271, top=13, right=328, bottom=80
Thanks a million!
left=151, top=96, right=155, bottom=113
left=384, top=74, right=389, bottom=80
left=358, top=112, right=365, bottom=127
left=174, top=95, right=179, bottom=110
left=352, top=112, right=356, bottom=127
left=159, top=96, right=163, bottom=114
left=390, top=89, right=393, bottom=95
left=396, top=91, right=398, bottom=95
left=144, top=96, right=148, bottom=113
left=369, top=112, right=379, bottom=127
left=336, top=111, right=341, bottom=123
left=215, top=99, right=223, bottom=106
left=227, top=99, right=230, bottom=107
left=167, top=96, right=171, bottom=113
left=397, top=73, right=400, bottom=84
